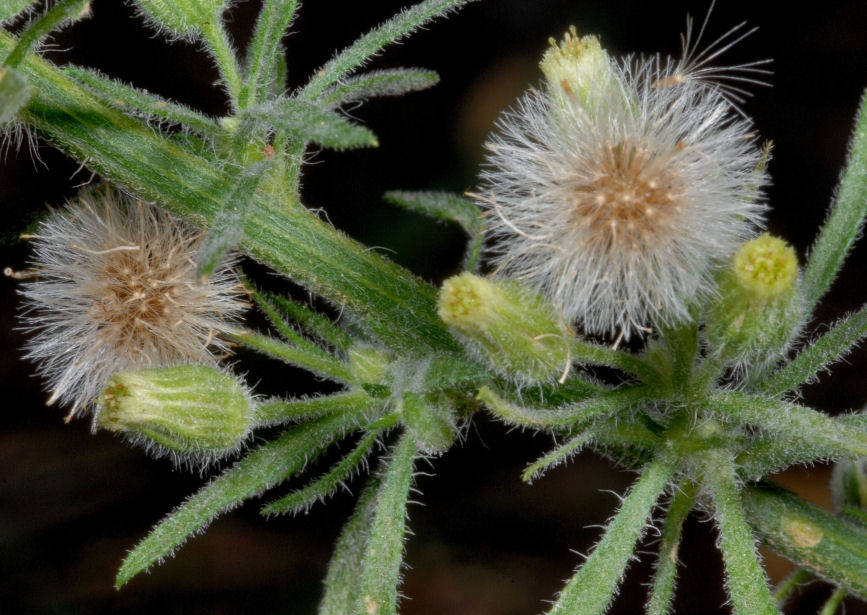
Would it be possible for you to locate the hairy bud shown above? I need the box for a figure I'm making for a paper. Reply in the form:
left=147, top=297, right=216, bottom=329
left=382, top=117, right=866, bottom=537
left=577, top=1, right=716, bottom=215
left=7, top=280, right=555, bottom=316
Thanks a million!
left=438, top=272, right=572, bottom=384
left=97, top=365, right=254, bottom=463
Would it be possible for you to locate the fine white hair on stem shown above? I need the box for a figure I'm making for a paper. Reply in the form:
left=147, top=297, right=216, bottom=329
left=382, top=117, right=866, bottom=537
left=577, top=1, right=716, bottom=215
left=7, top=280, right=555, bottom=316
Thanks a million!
left=477, top=23, right=769, bottom=341
left=14, top=187, right=248, bottom=424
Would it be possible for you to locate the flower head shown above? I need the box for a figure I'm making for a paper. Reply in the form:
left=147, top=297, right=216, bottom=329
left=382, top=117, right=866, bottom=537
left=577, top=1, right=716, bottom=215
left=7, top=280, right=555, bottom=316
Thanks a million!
left=15, top=188, right=248, bottom=421
left=477, top=26, right=769, bottom=340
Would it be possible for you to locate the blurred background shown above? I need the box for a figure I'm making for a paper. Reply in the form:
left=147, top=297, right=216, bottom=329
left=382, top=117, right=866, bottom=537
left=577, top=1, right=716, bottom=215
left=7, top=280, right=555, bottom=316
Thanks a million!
left=2, top=0, right=867, bottom=613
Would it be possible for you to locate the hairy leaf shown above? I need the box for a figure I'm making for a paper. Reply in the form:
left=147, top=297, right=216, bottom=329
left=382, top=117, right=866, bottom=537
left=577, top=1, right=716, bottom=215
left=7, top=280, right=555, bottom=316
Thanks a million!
left=320, top=68, right=439, bottom=107
left=300, top=0, right=475, bottom=100
left=356, top=431, right=418, bottom=615
left=802, top=90, right=867, bottom=312
left=116, top=410, right=361, bottom=587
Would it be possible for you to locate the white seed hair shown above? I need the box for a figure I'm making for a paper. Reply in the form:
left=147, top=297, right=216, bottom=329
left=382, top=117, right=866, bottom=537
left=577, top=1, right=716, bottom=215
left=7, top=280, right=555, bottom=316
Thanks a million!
left=16, top=188, right=248, bottom=422
left=478, top=39, right=769, bottom=340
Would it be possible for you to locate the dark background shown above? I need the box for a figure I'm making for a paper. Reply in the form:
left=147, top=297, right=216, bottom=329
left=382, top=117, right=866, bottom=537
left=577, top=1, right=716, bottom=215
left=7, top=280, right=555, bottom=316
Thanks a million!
left=2, top=1, right=867, bottom=613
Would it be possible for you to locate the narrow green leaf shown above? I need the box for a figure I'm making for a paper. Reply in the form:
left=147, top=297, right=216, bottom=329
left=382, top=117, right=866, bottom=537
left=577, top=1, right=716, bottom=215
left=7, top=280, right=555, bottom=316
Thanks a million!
left=232, top=330, right=356, bottom=385
left=522, top=430, right=594, bottom=483
left=702, top=451, right=779, bottom=615
left=802, top=90, right=867, bottom=312
left=709, top=392, right=867, bottom=459
left=116, top=410, right=360, bottom=588
left=384, top=190, right=480, bottom=234
left=646, top=483, right=696, bottom=615
left=739, top=411, right=867, bottom=479
left=477, top=385, right=647, bottom=429
left=239, top=0, right=299, bottom=108
left=66, top=66, right=223, bottom=136
left=263, top=292, right=354, bottom=352
left=0, top=66, right=29, bottom=123
left=248, top=98, right=378, bottom=149
left=759, top=305, right=867, bottom=395
left=196, top=160, right=270, bottom=280
left=572, top=338, right=660, bottom=383
left=253, top=389, right=376, bottom=426
left=773, top=569, right=812, bottom=608
left=2, top=0, right=90, bottom=70
left=320, top=69, right=439, bottom=106
left=819, top=587, right=847, bottom=615
left=384, top=190, right=483, bottom=270
left=319, top=471, right=382, bottom=615
left=356, top=431, right=417, bottom=615
left=546, top=456, right=676, bottom=615
left=248, top=287, right=331, bottom=357
left=262, top=429, right=381, bottom=515
left=743, top=482, right=867, bottom=599
left=300, top=0, right=473, bottom=101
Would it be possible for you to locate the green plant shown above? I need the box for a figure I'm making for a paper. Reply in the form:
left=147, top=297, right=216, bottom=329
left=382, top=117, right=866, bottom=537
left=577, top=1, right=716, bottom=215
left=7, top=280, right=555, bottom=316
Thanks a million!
left=3, top=1, right=867, bottom=614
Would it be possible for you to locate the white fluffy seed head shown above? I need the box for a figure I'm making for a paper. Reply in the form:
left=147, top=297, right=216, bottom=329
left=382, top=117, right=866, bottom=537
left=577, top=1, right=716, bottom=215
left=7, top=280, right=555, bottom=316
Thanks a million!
left=16, top=188, right=248, bottom=421
left=478, top=29, right=769, bottom=340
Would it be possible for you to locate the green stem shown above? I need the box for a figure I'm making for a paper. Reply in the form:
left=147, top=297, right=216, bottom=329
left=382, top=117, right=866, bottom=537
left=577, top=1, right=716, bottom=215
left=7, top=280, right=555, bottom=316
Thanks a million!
left=701, top=451, right=779, bottom=615
left=546, top=456, right=677, bottom=615
left=253, top=389, right=376, bottom=425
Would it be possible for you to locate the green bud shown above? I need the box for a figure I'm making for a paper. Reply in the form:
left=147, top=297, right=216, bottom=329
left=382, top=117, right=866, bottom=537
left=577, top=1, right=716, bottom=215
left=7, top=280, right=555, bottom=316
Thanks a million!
left=706, top=234, right=804, bottom=367
left=400, top=391, right=455, bottom=455
left=540, top=26, right=618, bottom=110
left=438, top=273, right=572, bottom=384
left=831, top=460, right=867, bottom=526
left=348, top=345, right=392, bottom=385
left=133, top=0, right=225, bottom=39
left=97, top=365, right=254, bottom=462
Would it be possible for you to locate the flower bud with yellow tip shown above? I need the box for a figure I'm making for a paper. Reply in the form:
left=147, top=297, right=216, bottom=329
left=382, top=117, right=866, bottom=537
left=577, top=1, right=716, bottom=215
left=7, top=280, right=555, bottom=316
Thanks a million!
left=97, top=364, right=255, bottom=464
left=706, top=234, right=804, bottom=367
left=438, top=272, right=573, bottom=384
